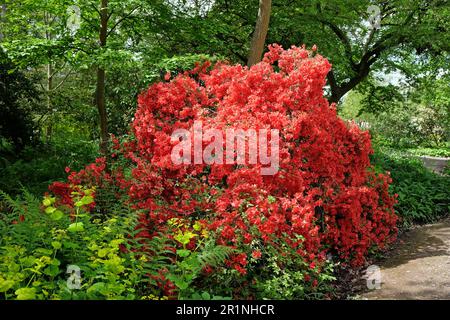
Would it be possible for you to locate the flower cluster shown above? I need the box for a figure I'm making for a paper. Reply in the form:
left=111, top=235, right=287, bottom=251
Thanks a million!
left=46, top=45, right=398, bottom=284
left=127, top=44, right=398, bottom=268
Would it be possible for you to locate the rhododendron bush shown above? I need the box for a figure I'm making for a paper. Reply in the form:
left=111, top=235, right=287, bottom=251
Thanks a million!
left=48, top=45, right=398, bottom=297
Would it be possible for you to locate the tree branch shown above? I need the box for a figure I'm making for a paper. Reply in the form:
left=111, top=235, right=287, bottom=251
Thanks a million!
left=90, top=2, right=101, bottom=17
left=52, top=69, right=74, bottom=91
left=106, top=6, right=141, bottom=38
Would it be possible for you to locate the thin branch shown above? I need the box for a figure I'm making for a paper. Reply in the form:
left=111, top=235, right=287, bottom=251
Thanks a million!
left=50, top=61, right=67, bottom=79
left=80, top=13, right=98, bottom=29
left=52, top=69, right=74, bottom=91
left=106, top=6, right=141, bottom=38
left=90, top=2, right=101, bottom=17
left=320, top=19, right=357, bottom=71
left=107, top=9, right=114, bottom=21
left=362, top=27, right=376, bottom=56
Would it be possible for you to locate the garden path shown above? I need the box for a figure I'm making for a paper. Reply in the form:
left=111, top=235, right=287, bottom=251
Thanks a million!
left=362, top=218, right=450, bottom=299
left=418, top=156, right=449, bottom=174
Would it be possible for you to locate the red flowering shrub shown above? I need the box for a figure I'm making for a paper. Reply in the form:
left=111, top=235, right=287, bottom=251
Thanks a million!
left=127, top=44, right=398, bottom=268
left=45, top=44, right=398, bottom=297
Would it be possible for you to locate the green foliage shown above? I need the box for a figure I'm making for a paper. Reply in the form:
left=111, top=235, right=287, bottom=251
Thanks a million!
left=0, top=188, right=239, bottom=300
left=0, top=0, right=449, bottom=301
left=164, top=218, right=235, bottom=300
left=371, top=147, right=450, bottom=226
left=168, top=242, right=235, bottom=300
left=405, top=147, right=450, bottom=158
left=0, top=137, right=97, bottom=196
left=0, top=190, right=174, bottom=300
left=255, top=257, right=335, bottom=300
left=0, top=48, right=38, bottom=150
left=340, top=66, right=449, bottom=149
left=251, top=239, right=336, bottom=300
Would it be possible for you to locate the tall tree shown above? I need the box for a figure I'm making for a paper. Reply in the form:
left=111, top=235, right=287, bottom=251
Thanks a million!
left=247, top=0, right=272, bottom=66
left=268, top=0, right=450, bottom=103
left=160, top=0, right=449, bottom=105
left=0, top=0, right=171, bottom=151
left=97, top=0, right=109, bottom=156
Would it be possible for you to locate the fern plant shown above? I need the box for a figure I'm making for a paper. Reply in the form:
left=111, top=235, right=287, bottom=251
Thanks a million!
left=0, top=190, right=177, bottom=300
left=166, top=238, right=236, bottom=300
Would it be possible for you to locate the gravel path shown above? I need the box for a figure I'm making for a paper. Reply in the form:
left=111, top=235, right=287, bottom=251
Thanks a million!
left=418, top=156, right=449, bottom=174
left=362, top=218, right=450, bottom=299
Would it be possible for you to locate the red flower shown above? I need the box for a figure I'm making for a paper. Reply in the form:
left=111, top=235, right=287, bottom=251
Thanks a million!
left=252, top=250, right=262, bottom=259
left=234, top=265, right=247, bottom=275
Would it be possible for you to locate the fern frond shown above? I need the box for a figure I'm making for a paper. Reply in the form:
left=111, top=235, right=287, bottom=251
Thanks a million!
left=196, top=244, right=236, bottom=270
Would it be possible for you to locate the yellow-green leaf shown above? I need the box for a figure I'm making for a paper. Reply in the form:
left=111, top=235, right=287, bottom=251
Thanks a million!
left=15, top=287, right=36, bottom=300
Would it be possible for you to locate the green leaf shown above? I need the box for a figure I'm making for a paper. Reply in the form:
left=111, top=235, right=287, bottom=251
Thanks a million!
left=0, top=279, right=15, bottom=293
left=45, top=206, right=56, bottom=214
left=35, top=248, right=53, bottom=256
left=81, top=195, right=94, bottom=205
left=51, top=241, right=61, bottom=250
left=97, top=248, right=108, bottom=258
left=268, top=195, right=276, bottom=204
left=74, top=200, right=83, bottom=207
left=201, top=292, right=211, bottom=300
left=68, top=222, right=84, bottom=233
left=87, top=282, right=107, bottom=297
left=174, top=280, right=189, bottom=290
left=50, top=209, right=64, bottom=221
left=15, top=287, right=36, bottom=300
left=176, top=249, right=191, bottom=258
left=42, top=197, right=53, bottom=206
left=43, top=264, right=60, bottom=277
left=191, top=292, right=202, bottom=299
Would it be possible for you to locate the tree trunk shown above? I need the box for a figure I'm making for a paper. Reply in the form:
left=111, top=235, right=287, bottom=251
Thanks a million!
left=247, top=0, right=272, bottom=67
left=46, top=63, right=53, bottom=143
left=44, top=11, right=53, bottom=143
left=0, top=4, right=6, bottom=41
left=97, top=0, right=109, bottom=156
left=327, top=67, right=370, bottom=105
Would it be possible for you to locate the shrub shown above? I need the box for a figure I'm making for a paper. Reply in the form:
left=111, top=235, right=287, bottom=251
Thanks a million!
left=371, top=147, right=450, bottom=226
left=0, top=190, right=168, bottom=300
left=38, top=45, right=398, bottom=299
left=128, top=44, right=397, bottom=269
left=0, top=138, right=97, bottom=196
left=0, top=189, right=236, bottom=300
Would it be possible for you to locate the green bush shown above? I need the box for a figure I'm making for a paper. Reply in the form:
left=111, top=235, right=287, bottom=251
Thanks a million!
left=371, top=147, right=450, bottom=226
left=405, top=147, right=450, bottom=158
left=0, top=188, right=238, bottom=300
left=0, top=190, right=170, bottom=300
left=0, top=138, right=97, bottom=196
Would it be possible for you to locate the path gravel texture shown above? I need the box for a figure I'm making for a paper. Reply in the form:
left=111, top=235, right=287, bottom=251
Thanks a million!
left=418, top=156, right=449, bottom=174
left=362, top=218, right=450, bottom=299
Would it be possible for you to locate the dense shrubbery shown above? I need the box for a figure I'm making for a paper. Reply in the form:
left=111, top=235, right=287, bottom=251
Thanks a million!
left=0, top=190, right=214, bottom=300
left=371, top=147, right=449, bottom=226
left=371, top=103, right=449, bottom=149
left=339, top=75, right=450, bottom=152
left=0, top=137, right=97, bottom=196
left=1, top=46, right=399, bottom=300
left=0, top=49, right=38, bottom=151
